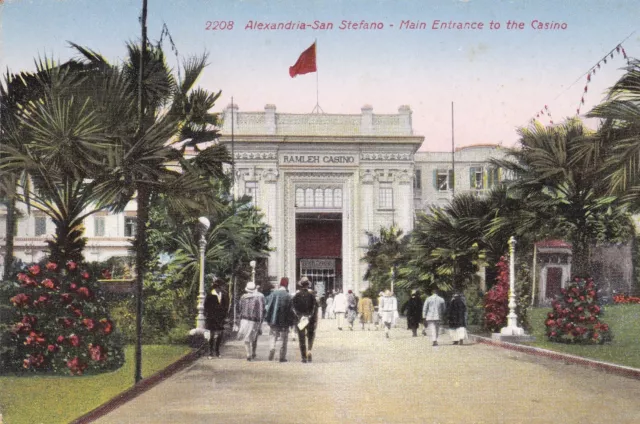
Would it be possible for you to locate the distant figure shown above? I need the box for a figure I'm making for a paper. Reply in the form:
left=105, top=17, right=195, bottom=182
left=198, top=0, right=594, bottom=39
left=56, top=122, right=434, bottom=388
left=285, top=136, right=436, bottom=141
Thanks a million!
left=374, top=291, right=384, bottom=330
left=292, top=277, right=318, bottom=363
left=333, top=290, right=348, bottom=330
left=346, top=290, right=358, bottom=330
left=401, top=289, right=423, bottom=337
left=379, top=289, right=398, bottom=338
left=265, top=277, right=295, bottom=362
left=448, top=292, right=468, bottom=345
left=319, top=295, right=327, bottom=319
left=237, top=281, right=265, bottom=361
left=326, top=294, right=335, bottom=319
left=358, top=293, right=375, bottom=330
left=422, top=288, right=446, bottom=346
left=204, top=278, right=230, bottom=358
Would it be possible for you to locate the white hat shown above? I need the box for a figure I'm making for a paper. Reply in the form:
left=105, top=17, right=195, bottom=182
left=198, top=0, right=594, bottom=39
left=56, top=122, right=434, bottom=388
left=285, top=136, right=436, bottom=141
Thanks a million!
left=245, top=282, right=257, bottom=292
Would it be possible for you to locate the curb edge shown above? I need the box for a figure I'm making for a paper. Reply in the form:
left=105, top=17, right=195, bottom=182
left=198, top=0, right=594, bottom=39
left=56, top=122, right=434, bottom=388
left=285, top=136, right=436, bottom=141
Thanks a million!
left=71, top=349, right=201, bottom=424
left=470, top=334, right=640, bottom=380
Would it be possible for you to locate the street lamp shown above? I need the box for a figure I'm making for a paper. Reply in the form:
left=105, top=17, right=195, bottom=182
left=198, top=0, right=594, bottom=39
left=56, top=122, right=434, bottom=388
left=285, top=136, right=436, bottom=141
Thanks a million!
left=190, top=217, right=210, bottom=336
left=250, top=260, right=256, bottom=285
left=500, top=236, right=525, bottom=336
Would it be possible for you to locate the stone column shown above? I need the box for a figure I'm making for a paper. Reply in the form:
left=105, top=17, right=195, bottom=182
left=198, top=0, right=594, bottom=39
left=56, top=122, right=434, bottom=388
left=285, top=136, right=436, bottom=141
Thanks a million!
left=359, top=170, right=375, bottom=290
left=262, top=169, right=279, bottom=282
left=396, top=170, right=413, bottom=232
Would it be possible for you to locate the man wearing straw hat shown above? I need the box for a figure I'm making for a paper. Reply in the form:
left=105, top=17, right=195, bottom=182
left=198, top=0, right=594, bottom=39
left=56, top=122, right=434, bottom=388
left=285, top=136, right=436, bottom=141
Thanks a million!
left=237, top=281, right=265, bottom=361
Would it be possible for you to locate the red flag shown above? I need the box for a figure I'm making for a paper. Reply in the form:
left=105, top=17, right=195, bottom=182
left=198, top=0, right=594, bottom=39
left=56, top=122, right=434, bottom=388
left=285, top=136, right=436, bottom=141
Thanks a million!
left=289, top=43, right=317, bottom=78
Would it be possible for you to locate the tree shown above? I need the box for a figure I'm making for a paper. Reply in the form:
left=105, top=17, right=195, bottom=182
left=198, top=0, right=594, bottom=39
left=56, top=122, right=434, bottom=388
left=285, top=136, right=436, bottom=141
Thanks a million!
left=492, top=118, right=633, bottom=276
left=362, top=226, right=408, bottom=294
left=587, top=59, right=640, bottom=209
left=0, top=60, right=119, bottom=266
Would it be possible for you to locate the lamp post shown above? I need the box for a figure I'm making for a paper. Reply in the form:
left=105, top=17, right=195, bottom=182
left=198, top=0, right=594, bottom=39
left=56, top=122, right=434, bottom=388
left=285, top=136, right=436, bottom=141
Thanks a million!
left=190, top=217, right=210, bottom=336
left=250, top=260, right=256, bottom=285
left=501, top=236, right=525, bottom=336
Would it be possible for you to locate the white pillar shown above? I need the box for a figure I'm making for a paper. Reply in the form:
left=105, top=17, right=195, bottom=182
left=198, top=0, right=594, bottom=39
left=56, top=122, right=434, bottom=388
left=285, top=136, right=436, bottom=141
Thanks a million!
left=262, top=169, right=279, bottom=281
left=501, top=236, right=525, bottom=336
left=190, top=217, right=210, bottom=336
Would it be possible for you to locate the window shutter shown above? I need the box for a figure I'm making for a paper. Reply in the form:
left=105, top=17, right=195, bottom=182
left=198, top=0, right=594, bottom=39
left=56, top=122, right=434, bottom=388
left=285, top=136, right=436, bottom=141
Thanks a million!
left=448, top=169, right=455, bottom=190
left=469, top=167, right=475, bottom=188
left=433, top=169, right=438, bottom=189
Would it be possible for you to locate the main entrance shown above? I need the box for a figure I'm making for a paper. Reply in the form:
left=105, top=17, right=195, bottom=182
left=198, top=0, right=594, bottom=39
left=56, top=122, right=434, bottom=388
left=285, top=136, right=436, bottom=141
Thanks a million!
left=296, top=213, right=342, bottom=296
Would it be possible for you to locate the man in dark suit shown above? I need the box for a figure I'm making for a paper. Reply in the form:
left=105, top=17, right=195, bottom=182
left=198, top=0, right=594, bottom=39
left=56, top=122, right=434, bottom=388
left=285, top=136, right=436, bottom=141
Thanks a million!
left=292, top=277, right=318, bottom=363
left=204, top=278, right=230, bottom=358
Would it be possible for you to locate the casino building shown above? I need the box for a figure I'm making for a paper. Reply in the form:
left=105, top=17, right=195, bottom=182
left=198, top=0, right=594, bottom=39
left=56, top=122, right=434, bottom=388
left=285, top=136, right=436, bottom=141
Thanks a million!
left=219, top=104, right=422, bottom=295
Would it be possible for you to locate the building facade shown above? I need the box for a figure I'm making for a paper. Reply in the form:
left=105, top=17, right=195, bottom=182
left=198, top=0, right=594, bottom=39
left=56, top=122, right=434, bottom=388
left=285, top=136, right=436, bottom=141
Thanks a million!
left=0, top=105, right=510, bottom=295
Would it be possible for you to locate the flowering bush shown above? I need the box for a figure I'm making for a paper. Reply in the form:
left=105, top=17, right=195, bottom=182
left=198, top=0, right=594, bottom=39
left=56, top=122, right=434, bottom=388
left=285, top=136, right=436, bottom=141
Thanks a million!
left=1, top=259, right=125, bottom=375
left=613, top=294, right=640, bottom=304
left=544, top=277, right=613, bottom=344
left=483, top=256, right=510, bottom=332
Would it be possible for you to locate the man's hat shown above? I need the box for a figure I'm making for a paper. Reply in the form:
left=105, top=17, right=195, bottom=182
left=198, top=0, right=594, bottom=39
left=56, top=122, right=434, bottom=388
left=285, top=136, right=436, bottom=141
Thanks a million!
left=299, top=276, right=310, bottom=287
left=245, top=282, right=257, bottom=292
left=280, top=277, right=289, bottom=288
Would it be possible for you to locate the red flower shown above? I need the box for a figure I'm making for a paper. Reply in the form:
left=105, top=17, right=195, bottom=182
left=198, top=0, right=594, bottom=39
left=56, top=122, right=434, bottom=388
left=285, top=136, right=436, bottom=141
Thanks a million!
left=83, top=318, right=95, bottom=330
left=66, top=357, right=87, bottom=375
left=566, top=297, right=574, bottom=303
left=69, top=334, right=81, bottom=347
left=41, top=279, right=56, bottom=289
left=89, top=344, right=107, bottom=361
left=47, top=344, right=57, bottom=353
left=45, top=262, right=58, bottom=271
left=17, top=273, right=28, bottom=282
left=24, top=353, right=45, bottom=369
left=37, top=294, right=50, bottom=304
left=10, top=293, right=31, bottom=307
left=550, top=331, right=557, bottom=337
left=22, top=315, right=37, bottom=326
left=56, top=335, right=65, bottom=344
left=72, top=308, right=83, bottom=318
left=545, top=319, right=556, bottom=327
left=101, top=269, right=113, bottom=279
left=60, top=318, right=75, bottom=328
left=69, top=282, right=78, bottom=291
left=100, top=319, right=113, bottom=335
left=77, top=287, right=92, bottom=299
left=67, top=261, right=77, bottom=271
left=81, top=271, right=90, bottom=280
left=28, top=264, right=41, bottom=275
left=60, top=293, right=73, bottom=304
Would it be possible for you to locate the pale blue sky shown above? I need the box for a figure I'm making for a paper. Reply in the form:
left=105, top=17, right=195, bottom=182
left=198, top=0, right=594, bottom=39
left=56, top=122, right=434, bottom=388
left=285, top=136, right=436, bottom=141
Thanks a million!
left=3, top=0, right=640, bottom=150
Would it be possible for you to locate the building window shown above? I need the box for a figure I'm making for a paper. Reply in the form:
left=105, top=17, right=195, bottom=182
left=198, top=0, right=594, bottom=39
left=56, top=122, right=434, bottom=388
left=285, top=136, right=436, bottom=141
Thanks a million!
left=470, top=167, right=484, bottom=189
left=315, top=189, right=324, bottom=208
left=434, top=169, right=454, bottom=191
left=94, top=216, right=105, bottom=237
left=35, top=216, right=47, bottom=236
left=124, top=217, right=137, bottom=237
left=487, top=167, right=500, bottom=189
left=296, top=188, right=304, bottom=207
left=379, top=185, right=393, bottom=209
left=324, top=188, right=333, bottom=208
left=245, top=181, right=258, bottom=205
left=305, top=188, right=314, bottom=206
left=333, top=189, right=342, bottom=208
left=414, top=169, right=422, bottom=190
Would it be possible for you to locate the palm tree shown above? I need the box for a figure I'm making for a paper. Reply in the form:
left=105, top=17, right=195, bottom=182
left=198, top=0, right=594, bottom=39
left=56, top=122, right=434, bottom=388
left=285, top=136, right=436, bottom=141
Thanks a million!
left=587, top=59, right=640, bottom=208
left=0, top=61, right=119, bottom=266
left=492, top=118, right=633, bottom=276
left=362, top=226, right=408, bottom=293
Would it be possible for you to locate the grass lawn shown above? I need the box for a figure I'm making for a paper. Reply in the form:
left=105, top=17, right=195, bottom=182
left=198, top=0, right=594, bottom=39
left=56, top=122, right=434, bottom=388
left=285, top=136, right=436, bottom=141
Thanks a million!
left=527, top=304, right=640, bottom=368
left=0, top=345, right=191, bottom=424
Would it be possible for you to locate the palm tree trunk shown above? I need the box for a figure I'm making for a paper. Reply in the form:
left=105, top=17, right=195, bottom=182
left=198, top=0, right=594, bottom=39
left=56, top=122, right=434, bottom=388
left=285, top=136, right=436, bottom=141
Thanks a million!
left=3, top=195, right=16, bottom=281
left=134, top=184, right=150, bottom=383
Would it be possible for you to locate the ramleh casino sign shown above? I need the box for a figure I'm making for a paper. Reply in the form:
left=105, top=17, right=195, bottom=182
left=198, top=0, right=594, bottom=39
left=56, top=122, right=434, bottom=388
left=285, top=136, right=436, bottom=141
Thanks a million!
left=279, top=153, right=359, bottom=166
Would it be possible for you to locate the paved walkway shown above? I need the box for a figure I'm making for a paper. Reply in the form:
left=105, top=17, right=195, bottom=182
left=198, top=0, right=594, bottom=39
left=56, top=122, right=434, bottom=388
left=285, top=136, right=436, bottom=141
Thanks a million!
left=95, top=319, right=640, bottom=423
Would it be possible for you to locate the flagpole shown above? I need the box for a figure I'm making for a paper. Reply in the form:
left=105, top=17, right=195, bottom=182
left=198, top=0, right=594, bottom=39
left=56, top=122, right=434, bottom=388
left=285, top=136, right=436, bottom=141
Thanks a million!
left=451, top=101, right=455, bottom=198
left=315, top=39, right=319, bottom=112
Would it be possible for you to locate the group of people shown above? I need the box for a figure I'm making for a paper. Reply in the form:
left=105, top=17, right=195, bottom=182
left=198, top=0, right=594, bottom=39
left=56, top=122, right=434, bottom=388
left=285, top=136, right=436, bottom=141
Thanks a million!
left=401, top=289, right=468, bottom=346
left=205, top=276, right=318, bottom=363
left=204, top=277, right=468, bottom=363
